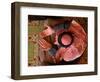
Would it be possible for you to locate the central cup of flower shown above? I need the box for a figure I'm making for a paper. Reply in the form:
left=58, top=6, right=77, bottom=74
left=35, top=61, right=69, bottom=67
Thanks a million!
left=61, top=34, right=72, bottom=45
